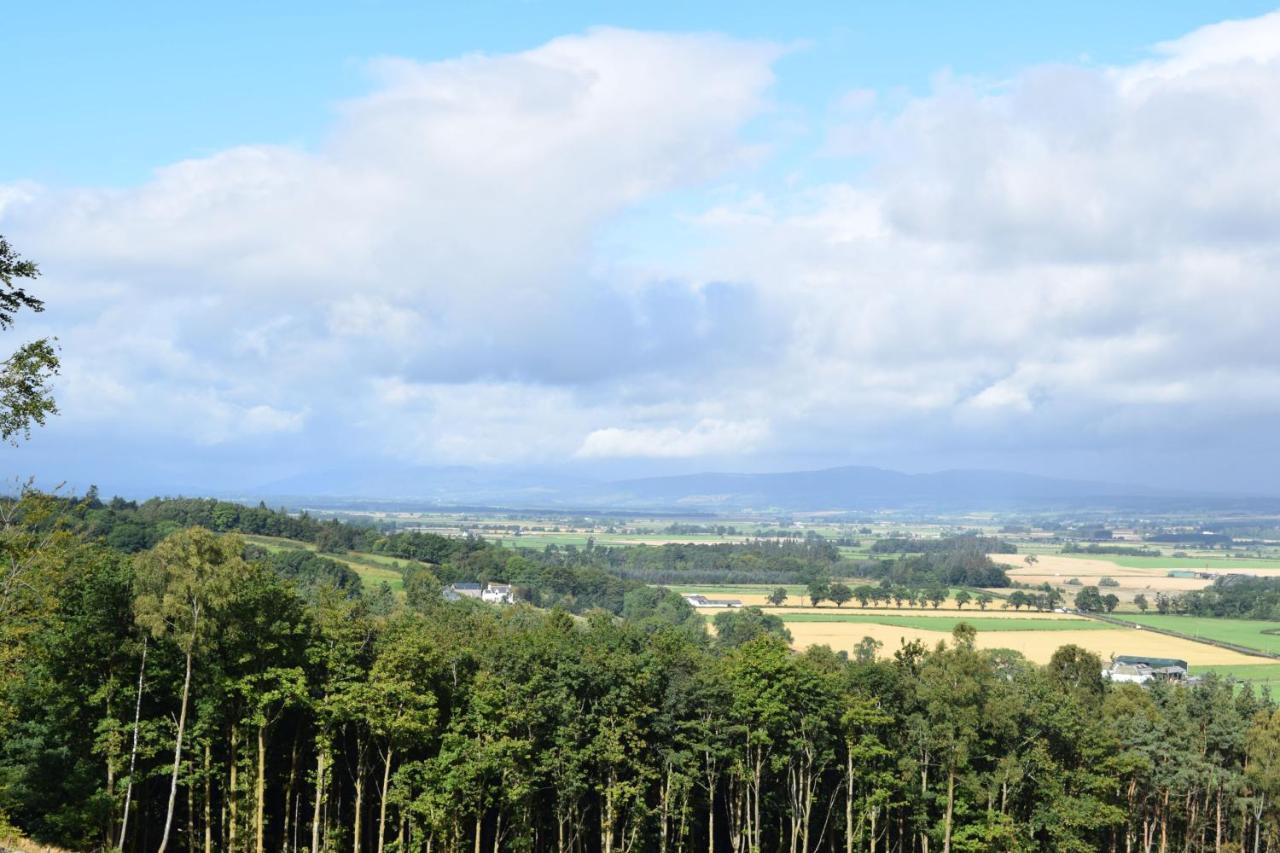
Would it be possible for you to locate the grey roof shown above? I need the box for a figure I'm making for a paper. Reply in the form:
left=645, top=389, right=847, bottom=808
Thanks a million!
left=1114, top=655, right=1188, bottom=670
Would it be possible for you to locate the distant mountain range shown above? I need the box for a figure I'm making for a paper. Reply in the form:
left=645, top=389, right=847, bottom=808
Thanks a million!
left=246, top=463, right=1266, bottom=513
left=585, top=466, right=1199, bottom=511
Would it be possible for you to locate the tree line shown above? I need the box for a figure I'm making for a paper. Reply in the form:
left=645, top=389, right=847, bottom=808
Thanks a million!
left=1152, top=575, right=1280, bottom=620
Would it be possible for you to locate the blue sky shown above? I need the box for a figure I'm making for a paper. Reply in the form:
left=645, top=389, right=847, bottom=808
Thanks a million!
left=4, top=3, right=1280, bottom=497
left=8, top=1, right=1273, bottom=186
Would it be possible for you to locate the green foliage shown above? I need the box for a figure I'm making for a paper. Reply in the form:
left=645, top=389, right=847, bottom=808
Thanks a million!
left=712, top=606, right=791, bottom=649
left=8, top=494, right=1280, bottom=852
left=0, top=235, right=58, bottom=444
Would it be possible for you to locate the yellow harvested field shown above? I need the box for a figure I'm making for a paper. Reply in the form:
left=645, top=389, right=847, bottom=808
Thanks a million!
left=695, top=605, right=1089, bottom=621
left=997, top=554, right=1146, bottom=577
left=784, top=621, right=1262, bottom=666
left=694, top=594, right=1000, bottom=609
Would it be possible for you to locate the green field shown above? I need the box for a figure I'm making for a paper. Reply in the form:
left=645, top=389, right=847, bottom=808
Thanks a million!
left=1117, top=614, right=1280, bottom=653
left=1197, top=663, right=1280, bottom=691
left=1059, top=553, right=1280, bottom=570
left=244, top=534, right=406, bottom=594
left=764, top=613, right=1108, bottom=632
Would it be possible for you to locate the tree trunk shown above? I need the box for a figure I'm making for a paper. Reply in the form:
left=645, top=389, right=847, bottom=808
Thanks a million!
left=188, top=778, right=197, bottom=853
left=942, top=768, right=955, bottom=853
left=845, top=750, right=853, bottom=853
left=311, top=747, right=325, bottom=853
left=256, top=722, right=267, bottom=853
left=283, top=737, right=298, bottom=853
left=377, top=748, right=394, bottom=853
left=1216, top=786, right=1222, bottom=853
left=231, top=722, right=240, bottom=853
left=117, top=636, right=147, bottom=851
left=204, top=743, right=213, bottom=853
left=157, top=645, right=194, bottom=853
left=353, top=755, right=365, bottom=853
left=473, top=812, right=482, bottom=853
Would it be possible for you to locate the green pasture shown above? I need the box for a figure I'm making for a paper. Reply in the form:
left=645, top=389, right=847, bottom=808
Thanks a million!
left=1114, top=615, right=1280, bottom=654
left=1196, top=663, right=1280, bottom=692
left=243, top=534, right=406, bottom=594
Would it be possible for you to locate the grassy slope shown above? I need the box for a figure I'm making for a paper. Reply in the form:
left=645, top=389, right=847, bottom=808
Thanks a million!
left=243, top=534, right=407, bottom=594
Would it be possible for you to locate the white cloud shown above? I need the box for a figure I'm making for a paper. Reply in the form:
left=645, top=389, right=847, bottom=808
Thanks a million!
left=577, top=419, right=770, bottom=458
left=6, top=15, right=1280, bottom=489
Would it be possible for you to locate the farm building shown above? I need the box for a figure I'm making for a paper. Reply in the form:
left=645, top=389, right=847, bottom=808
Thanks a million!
left=1103, top=655, right=1189, bottom=684
left=682, top=594, right=743, bottom=608
left=444, top=582, right=515, bottom=604
left=482, top=583, right=515, bottom=604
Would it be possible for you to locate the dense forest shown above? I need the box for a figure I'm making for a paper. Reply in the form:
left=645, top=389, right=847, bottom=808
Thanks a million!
left=7, top=491, right=1280, bottom=852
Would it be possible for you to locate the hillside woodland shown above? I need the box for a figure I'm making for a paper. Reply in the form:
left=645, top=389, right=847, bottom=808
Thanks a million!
left=4, top=492, right=1280, bottom=853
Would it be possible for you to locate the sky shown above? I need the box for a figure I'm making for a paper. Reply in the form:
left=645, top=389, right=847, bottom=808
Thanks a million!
left=4, top=1, right=1280, bottom=497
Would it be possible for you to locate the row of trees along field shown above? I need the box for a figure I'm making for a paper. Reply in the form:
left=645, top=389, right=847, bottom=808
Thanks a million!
left=10, top=493, right=1280, bottom=851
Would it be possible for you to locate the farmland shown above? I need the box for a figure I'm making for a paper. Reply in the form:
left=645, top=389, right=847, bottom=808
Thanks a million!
left=1112, top=614, right=1280, bottom=654
left=244, top=533, right=409, bottom=593
left=684, top=579, right=1268, bottom=666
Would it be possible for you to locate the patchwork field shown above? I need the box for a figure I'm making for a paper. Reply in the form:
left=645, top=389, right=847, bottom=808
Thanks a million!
left=244, top=534, right=407, bottom=593
left=781, top=620, right=1259, bottom=666
left=686, top=581, right=1264, bottom=666
left=1114, top=615, right=1280, bottom=654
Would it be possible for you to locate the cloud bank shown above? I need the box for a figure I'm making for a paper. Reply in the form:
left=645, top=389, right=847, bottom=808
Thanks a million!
left=4, top=15, right=1280, bottom=491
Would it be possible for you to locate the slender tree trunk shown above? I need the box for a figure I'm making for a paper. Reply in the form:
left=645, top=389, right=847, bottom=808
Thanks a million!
left=256, top=723, right=267, bottom=853
left=354, top=760, right=365, bottom=853
left=204, top=743, right=213, bottom=853
left=942, top=768, right=955, bottom=853
left=231, top=722, right=240, bottom=853
left=106, top=686, right=116, bottom=849
left=311, top=747, right=325, bottom=853
left=188, top=777, right=197, bottom=852
left=846, top=750, right=854, bottom=853
left=157, top=644, right=194, bottom=853
left=283, top=737, right=298, bottom=853
left=378, top=748, right=394, bottom=853
left=117, top=636, right=147, bottom=851
left=473, top=812, right=482, bottom=853
left=1216, top=786, right=1222, bottom=853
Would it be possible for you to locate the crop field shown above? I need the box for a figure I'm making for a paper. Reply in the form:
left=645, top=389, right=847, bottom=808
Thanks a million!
left=769, top=613, right=1109, bottom=632
left=1113, top=615, right=1280, bottom=654
left=781, top=620, right=1259, bottom=666
left=687, top=582, right=1263, bottom=666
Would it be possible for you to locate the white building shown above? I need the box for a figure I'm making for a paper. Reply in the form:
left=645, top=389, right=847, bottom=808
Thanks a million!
left=681, top=594, right=743, bottom=609
left=444, top=582, right=515, bottom=605
left=482, top=583, right=515, bottom=604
